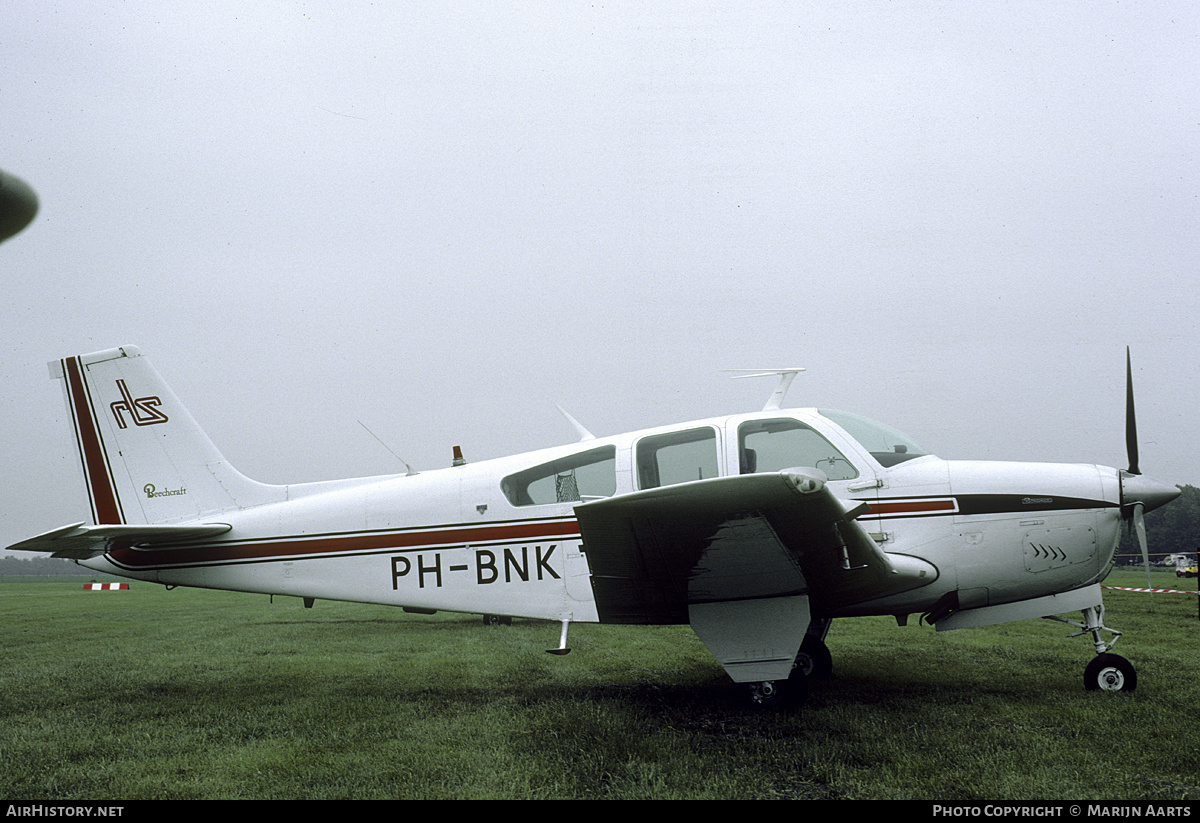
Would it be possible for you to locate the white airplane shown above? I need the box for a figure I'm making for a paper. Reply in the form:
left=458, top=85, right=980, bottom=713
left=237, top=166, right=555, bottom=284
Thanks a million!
left=7, top=346, right=1180, bottom=706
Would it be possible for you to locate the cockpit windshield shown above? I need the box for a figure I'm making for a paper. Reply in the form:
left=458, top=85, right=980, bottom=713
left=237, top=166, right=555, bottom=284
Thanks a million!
left=818, top=409, right=932, bottom=467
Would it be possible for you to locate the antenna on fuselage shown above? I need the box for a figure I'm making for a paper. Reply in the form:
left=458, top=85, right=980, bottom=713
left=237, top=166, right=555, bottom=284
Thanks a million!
left=357, top=420, right=418, bottom=476
left=555, top=404, right=596, bottom=441
left=724, top=368, right=806, bottom=411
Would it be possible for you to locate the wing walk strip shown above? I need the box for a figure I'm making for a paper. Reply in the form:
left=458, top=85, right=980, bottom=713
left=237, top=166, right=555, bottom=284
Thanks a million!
left=104, top=518, right=583, bottom=570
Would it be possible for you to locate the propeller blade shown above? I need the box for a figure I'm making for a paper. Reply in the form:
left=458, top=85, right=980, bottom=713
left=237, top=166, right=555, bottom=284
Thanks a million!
left=1117, top=348, right=1180, bottom=590
left=1132, top=501, right=1152, bottom=595
left=0, top=169, right=38, bottom=243
left=1125, top=346, right=1140, bottom=475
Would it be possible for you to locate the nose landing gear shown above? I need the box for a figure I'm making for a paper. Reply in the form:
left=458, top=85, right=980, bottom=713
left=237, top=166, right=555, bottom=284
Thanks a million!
left=1046, top=604, right=1137, bottom=692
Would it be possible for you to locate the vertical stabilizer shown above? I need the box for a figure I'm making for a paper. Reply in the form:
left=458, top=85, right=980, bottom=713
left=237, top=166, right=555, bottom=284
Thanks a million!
left=54, top=346, right=284, bottom=525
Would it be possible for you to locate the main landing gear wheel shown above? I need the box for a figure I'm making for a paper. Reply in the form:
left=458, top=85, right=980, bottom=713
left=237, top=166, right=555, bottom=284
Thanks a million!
left=1084, top=653, right=1137, bottom=692
left=746, top=675, right=807, bottom=708
left=793, top=636, right=833, bottom=680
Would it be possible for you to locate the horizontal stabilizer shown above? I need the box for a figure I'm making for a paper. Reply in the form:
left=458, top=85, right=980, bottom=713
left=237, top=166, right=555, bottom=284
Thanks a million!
left=6, top=521, right=231, bottom=560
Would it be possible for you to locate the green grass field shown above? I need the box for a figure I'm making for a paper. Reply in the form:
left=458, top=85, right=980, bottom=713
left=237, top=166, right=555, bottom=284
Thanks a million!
left=2, top=569, right=1197, bottom=800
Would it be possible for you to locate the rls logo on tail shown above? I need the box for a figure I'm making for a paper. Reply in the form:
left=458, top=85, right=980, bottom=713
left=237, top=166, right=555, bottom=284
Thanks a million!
left=110, top=379, right=168, bottom=428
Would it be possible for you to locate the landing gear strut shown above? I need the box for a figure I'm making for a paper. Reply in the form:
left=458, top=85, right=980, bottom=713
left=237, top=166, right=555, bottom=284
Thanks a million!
left=1046, top=604, right=1137, bottom=692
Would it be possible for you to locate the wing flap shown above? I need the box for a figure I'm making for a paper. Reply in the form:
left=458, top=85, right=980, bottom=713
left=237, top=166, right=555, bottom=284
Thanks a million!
left=575, top=470, right=937, bottom=623
left=6, top=521, right=232, bottom=559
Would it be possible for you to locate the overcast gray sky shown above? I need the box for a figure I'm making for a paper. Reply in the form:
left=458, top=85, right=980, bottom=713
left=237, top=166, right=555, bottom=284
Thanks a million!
left=3, top=2, right=1197, bottom=550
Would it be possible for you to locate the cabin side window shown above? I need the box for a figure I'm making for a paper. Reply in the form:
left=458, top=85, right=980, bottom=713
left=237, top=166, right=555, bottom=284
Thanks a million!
left=636, top=427, right=720, bottom=489
left=501, top=446, right=617, bottom=506
left=737, top=418, right=859, bottom=481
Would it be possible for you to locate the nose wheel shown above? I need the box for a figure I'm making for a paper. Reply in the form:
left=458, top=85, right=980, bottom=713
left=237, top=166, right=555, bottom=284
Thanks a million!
left=1084, top=653, right=1137, bottom=692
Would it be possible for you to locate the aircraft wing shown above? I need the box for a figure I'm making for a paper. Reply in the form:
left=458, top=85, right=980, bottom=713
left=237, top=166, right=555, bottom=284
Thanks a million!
left=574, top=470, right=937, bottom=624
left=6, top=521, right=232, bottom=560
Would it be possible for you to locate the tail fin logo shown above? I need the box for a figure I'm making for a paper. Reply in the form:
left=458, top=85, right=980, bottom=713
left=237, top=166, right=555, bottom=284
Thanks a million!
left=110, top=379, right=168, bottom=428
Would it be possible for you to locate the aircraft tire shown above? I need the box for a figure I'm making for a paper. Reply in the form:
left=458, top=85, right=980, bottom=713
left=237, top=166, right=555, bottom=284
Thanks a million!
left=746, top=680, right=786, bottom=707
left=1084, top=653, right=1137, bottom=692
left=793, top=636, right=833, bottom=680
left=746, top=675, right=807, bottom=708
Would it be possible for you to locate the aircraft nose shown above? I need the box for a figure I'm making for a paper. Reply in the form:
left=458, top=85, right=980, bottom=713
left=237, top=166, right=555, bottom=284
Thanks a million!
left=1121, top=472, right=1180, bottom=514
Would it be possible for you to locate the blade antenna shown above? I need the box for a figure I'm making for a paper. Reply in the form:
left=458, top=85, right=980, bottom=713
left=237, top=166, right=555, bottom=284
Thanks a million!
left=725, top=368, right=806, bottom=411
left=556, top=404, right=595, bottom=441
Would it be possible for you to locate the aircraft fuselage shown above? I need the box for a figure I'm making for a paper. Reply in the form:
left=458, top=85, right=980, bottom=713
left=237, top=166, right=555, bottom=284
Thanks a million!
left=77, top=407, right=1126, bottom=626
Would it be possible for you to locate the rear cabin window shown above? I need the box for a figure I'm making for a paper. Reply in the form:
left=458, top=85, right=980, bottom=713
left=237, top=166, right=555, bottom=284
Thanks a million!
left=738, top=418, right=859, bottom=481
left=636, top=427, right=720, bottom=489
left=501, top=446, right=616, bottom=506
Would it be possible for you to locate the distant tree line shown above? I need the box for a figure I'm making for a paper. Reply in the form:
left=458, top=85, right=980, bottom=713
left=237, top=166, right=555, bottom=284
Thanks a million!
left=0, top=555, right=98, bottom=576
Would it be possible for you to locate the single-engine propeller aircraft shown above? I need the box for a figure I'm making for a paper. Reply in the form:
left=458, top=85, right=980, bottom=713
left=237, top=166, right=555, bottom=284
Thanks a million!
left=8, top=346, right=1179, bottom=705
